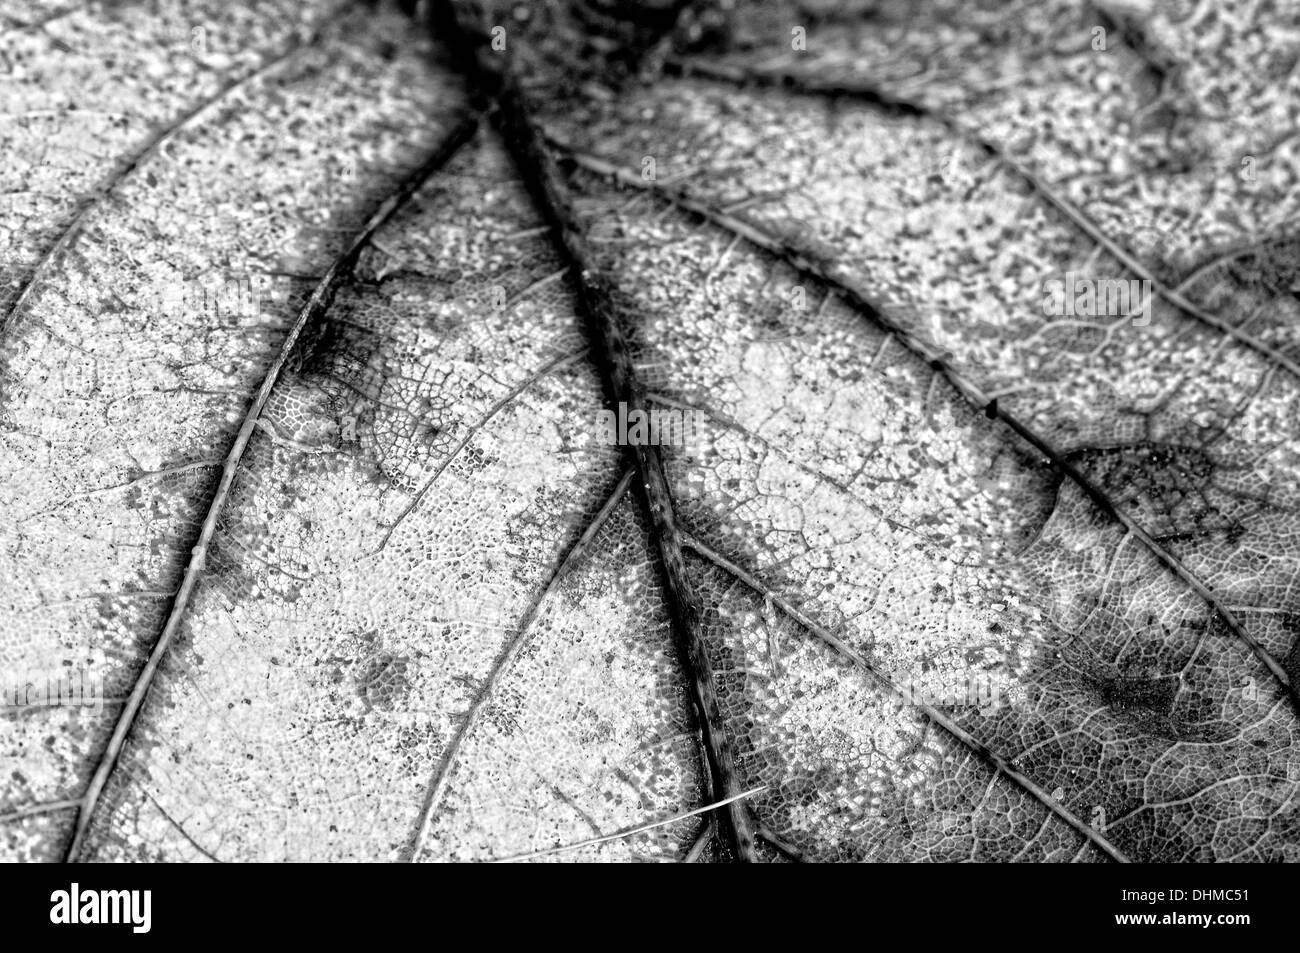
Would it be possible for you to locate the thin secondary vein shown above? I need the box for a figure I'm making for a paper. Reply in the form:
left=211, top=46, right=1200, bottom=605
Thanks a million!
left=488, top=785, right=767, bottom=863
left=556, top=140, right=1300, bottom=717
left=663, top=57, right=1300, bottom=382
left=402, top=468, right=635, bottom=861
left=434, top=0, right=760, bottom=861
left=2, top=19, right=336, bottom=336
left=376, top=347, right=589, bottom=551
left=680, top=529, right=1131, bottom=863
left=61, top=113, right=480, bottom=862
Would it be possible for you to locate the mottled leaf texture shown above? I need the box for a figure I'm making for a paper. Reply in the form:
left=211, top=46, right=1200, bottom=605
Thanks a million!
left=2, top=0, right=1299, bottom=862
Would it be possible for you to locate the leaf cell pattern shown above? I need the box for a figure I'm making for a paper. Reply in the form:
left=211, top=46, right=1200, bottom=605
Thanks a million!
left=2, top=0, right=1299, bottom=862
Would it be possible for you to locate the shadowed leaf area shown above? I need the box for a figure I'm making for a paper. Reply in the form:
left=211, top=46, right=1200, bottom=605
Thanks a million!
left=2, top=0, right=1299, bottom=862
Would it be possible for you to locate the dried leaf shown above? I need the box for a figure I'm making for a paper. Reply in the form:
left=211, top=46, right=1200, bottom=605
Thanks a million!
left=4, top=0, right=1299, bottom=862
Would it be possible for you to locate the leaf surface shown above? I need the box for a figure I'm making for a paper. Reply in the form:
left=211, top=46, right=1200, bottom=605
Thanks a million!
left=3, top=0, right=1299, bottom=862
